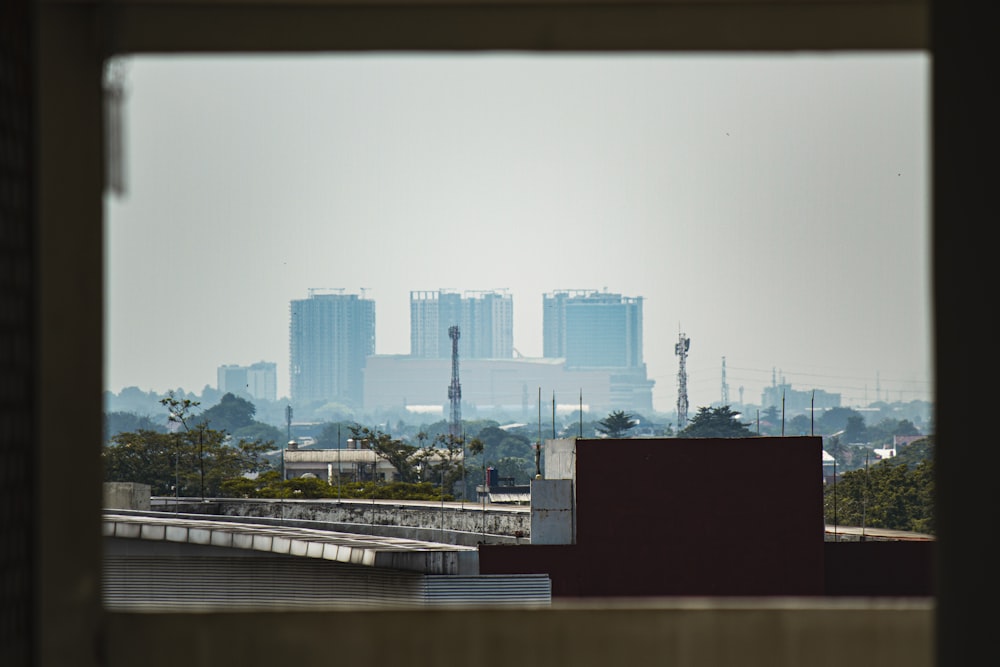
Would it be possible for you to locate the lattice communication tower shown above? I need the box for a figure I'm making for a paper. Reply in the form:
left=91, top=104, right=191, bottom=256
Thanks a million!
left=448, top=325, right=462, bottom=439
left=675, top=332, right=691, bottom=429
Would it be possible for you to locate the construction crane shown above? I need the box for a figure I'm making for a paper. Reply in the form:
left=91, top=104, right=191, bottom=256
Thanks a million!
left=448, top=325, right=462, bottom=440
left=675, top=331, right=690, bottom=429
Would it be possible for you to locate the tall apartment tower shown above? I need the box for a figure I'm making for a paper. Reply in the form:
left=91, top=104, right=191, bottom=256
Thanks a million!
left=410, top=289, right=513, bottom=360
left=289, top=289, right=375, bottom=407
left=543, top=290, right=644, bottom=368
left=217, top=361, right=277, bottom=402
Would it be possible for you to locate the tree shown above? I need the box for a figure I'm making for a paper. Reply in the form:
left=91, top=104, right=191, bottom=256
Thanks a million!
left=866, top=418, right=922, bottom=447
left=678, top=406, right=755, bottom=438
left=103, top=429, right=177, bottom=494
left=344, top=424, right=483, bottom=499
left=316, top=421, right=353, bottom=449
left=103, top=392, right=272, bottom=497
left=788, top=414, right=812, bottom=436
left=104, top=411, right=164, bottom=443
left=895, top=436, right=933, bottom=467
left=103, top=425, right=271, bottom=497
left=824, top=438, right=934, bottom=534
left=425, top=431, right=484, bottom=497
left=231, top=421, right=284, bottom=446
left=596, top=410, right=637, bottom=438
left=816, top=407, right=864, bottom=437
left=759, top=406, right=781, bottom=435
left=348, top=424, right=420, bottom=482
left=476, top=425, right=532, bottom=460
left=842, top=414, right=868, bottom=444
left=198, top=392, right=257, bottom=433
left=493, top=456, right=534, bottom=485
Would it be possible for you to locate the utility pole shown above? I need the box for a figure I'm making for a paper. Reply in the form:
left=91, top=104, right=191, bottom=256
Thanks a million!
left=198, top=426, right=204, bottom=501
left=721, top=356, right=729, bottom=407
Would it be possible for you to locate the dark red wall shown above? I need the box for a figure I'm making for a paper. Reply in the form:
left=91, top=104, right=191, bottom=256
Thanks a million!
left=481, top=437, right=828, bottom=597
left=480, top=436, right=935, bottom=597
left=824, top=541, right=935, bottom=597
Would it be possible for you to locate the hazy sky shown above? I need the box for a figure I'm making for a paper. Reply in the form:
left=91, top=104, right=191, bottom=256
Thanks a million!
left=103, top=52, right=931, bottom=414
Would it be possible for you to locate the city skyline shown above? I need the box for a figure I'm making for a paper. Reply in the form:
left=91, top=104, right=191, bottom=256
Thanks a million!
left=103, top=52, right=931, bottom=413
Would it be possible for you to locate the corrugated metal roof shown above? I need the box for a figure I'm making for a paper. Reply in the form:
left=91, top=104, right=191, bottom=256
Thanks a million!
left=103, top=512, right=477, bottom=574
left=487, top=492, right=531, bottom=504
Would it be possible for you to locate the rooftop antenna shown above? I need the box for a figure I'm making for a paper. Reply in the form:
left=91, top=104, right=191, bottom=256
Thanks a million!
left=675, top=329, right=691, bottom=429
left=534, top=387, right=542, bottom=478
left=448, top=325, right=462, bottom=440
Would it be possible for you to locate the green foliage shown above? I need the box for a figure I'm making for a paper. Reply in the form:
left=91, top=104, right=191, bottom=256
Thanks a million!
left=816, top=407, right=864, bottom=437
left=787, top=414, right=812, bottom=436
left=342, top=424, right=483, bottom=500
left=104, top=426, right=272, bottom=497
left=231, top=421, right=283, bottom=446
left=477, top=426, right=532, bottom=460
left=679, top=406, right=755, bottom=438
left=218, top=472, right=453, bottom=501
left=865, top=418, right=922, bottom=447
left=349, top=424, right=421, bottom=482
left=104, top=411, right=164, bottom=443
left=103, top=429, right=177, bottom=494
left=842, top=414, right=867, bottom=443
left=894, top=436, right=933, bottom=466
left=597, top=410, right=637, bottom=438
left=493, top=456, right=534, bottom=485
left=198, top=392, right=257, bottom=433
left=103, top=392, right=273, bottom=497
left=824, top=437, right=935, bottom=534
left=316, top=421, right=353, bottom=448
left=343, top=481, right=452, bottom=501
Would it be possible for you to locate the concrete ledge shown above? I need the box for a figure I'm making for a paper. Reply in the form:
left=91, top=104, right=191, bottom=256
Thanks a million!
left=106, top=598, right=934, bottom=667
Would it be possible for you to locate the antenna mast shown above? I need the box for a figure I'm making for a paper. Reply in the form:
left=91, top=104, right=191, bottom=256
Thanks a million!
left=675, top=330, right=691, bottom=429
left=448, top=325, right=462, bottom=439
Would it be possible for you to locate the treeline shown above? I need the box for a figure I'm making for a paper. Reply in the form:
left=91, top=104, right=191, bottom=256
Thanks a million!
left=824, top=436, right=934, bottom=534
left=104, top=397, right=935, bottom=533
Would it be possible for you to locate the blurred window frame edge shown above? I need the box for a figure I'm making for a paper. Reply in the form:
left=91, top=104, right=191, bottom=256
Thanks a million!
left=34, top=2, right=943, bottom=667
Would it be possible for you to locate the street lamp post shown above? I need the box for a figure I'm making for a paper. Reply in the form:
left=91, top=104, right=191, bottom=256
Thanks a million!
left=198, top=426, right=204, bottom=502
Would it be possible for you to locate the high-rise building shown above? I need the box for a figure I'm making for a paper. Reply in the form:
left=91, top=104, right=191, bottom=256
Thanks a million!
left=543, top=290, right=644, bottom=368
left=410, top=289, right=513, bottom=360
left=289, top=289, right=375, bottom=407
left=217, top=361, right=277, bottom=402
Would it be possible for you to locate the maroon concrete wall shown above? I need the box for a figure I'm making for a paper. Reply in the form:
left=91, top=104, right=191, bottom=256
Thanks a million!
left=481, top=437, right=828, bottom=597
left=824, top=541, right=935, bottom=597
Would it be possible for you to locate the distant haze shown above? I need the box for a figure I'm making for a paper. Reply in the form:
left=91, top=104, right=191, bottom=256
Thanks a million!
left=104, top=52, right=931, bottom=413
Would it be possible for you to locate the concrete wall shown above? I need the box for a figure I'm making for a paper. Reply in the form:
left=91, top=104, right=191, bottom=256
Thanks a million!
left=483, top=437, right=891, bottom=597
left=103, top=483, right=150, bottom=511
left=213, top=499, right=530, bottom=545
left=530, top=478, right=574, bottom=544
